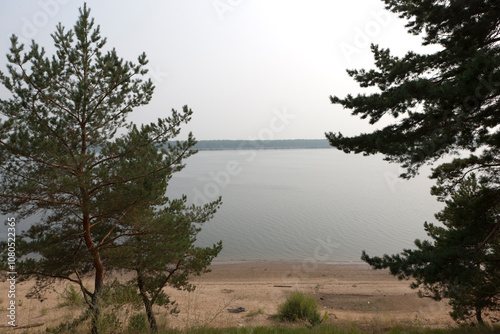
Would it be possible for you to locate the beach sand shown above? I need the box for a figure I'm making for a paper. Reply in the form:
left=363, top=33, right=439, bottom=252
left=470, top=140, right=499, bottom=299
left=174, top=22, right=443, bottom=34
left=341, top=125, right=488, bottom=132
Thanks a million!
left=0, top=262, right=454, bottom=331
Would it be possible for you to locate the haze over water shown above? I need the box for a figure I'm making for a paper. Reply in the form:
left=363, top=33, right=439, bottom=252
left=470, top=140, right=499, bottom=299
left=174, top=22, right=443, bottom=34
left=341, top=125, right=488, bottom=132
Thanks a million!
left=167, top=148, right=444, bottom=264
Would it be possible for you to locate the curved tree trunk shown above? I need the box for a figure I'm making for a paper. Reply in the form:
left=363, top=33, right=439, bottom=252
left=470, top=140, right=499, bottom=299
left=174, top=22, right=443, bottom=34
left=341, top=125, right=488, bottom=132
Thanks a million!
left=476, top=306, right=483, bottom=324
left=82, top=211, right=105, bottom=334
left=144, top=300, right=158, bottom=332
left=90, top=273, right=104, bottom=334
left=137, top=269, right=158, bottom=332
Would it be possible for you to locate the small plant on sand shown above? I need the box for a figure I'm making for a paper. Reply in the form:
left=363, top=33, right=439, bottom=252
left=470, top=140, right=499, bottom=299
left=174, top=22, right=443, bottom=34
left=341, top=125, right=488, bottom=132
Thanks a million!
left=246, top=308, right=266, bottom=318
left=277, top=291, right=320, bottom=322
left=40, top=306, right=49, bottom=316
left=57, top=284, right=84, bottom=308
left=306, top=311, right=329, bottom=328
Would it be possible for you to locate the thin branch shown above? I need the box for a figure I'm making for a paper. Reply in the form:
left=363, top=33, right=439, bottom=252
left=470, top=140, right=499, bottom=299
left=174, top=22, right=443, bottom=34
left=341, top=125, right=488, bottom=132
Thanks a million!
left=89, top=70, right=136, bottom=112
left=448, top=163, right=500, bottom=189
left=84, top=68, right=143, bottom=137
left=98, top=231, right=150, bottom=250
left=18, top=61, right=80, bottom=121
left=29, top=271, right=81, bottom=285
left=0, top=193, right=79, bottom=206
left=89, top=145, right=190, bottom=196
left=87, top=116, right=185, bottom=172
left=74, top=269, right=94, bottom=308
left=0, top=139, right=77, bottom=173
left=475, top=221, right=500, bottom=252
left=31, top=91, right=77, bottom=164
left=151, top=259, right=182, bottom=305
left=0, top=164, right=72, bottom=197
left=97, top=204, right=134, bottom=247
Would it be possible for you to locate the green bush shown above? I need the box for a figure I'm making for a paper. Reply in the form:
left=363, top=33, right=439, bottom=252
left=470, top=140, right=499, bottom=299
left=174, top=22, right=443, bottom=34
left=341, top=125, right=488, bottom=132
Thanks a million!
left=277, top=290, right=320, bottom=322
left=96, top=311, right=121, bottom=334
left=57, top=284, right=85, bottom=308
left=128, top=313, right=148, bottom=332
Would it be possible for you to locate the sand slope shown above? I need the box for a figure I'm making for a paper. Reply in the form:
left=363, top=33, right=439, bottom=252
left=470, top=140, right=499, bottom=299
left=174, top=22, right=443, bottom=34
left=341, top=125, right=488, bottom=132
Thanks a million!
left=0, top=262, right=455, bottom=331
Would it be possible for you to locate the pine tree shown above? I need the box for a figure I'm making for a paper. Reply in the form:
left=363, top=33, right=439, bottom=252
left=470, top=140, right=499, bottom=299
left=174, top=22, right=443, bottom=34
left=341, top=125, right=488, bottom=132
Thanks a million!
left=0, top=4, right=205, bottom=333
left=327, top=0, right=500, bottom=178
left=362, top=175, right=500, bottom=323
left=103, top=139, right=223, bottom=332
left=125, top=197, right=222, bottom=331
left=327, top=0, right=500, bottom=323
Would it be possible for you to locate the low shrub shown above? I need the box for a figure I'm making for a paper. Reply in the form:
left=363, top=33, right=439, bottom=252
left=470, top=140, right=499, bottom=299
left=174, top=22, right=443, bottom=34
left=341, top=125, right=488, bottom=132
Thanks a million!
left=128, top=313, right=148, bottom=333
left=57, top=284, right=85, bottom=308
left=246, top=308, right=266, bottom=317
left=277, top=290, right=320, bottom=322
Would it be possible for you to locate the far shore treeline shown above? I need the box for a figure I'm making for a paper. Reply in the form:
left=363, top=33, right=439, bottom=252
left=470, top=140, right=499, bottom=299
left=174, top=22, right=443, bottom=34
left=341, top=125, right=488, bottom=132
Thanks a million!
left=170, top=139, right=332, bottom=151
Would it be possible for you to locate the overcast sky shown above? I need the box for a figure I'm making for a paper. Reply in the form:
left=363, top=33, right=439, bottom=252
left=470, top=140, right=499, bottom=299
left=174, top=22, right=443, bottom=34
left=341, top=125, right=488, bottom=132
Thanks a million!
left=0, top=1, right=434, bottom=140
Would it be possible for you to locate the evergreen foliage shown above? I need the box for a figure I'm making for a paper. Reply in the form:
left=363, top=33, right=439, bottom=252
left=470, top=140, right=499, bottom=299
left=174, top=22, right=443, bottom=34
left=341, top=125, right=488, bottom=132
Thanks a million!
left=327, top=0, right=500, bottom=178
left=0, top=4, right=221, bottom=333
left=107, top=168, right=222, bottom=331
left=362, top=175, right=500, bottom=323
left=327, top=0, right=500, bottom=324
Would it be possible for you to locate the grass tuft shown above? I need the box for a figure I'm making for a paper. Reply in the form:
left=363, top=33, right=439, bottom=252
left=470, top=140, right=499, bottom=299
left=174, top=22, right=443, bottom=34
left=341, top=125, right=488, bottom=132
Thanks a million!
left=246, top=308, right=266, bottom=317
left=128, top=313, right=148, bottom=333
left=277, top=290, right=320, bottom=322
left=40, top=306, right=50, bottom=316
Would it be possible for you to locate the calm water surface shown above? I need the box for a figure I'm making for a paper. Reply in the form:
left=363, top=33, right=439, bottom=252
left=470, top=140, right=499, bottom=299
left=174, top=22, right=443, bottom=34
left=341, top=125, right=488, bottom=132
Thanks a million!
left=166, top=149, right=443, bottom=264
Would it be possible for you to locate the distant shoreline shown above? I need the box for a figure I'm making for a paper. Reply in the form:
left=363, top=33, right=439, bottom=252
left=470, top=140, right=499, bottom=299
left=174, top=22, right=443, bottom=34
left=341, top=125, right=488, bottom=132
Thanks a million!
left=190, top=139, right=332, bottom=151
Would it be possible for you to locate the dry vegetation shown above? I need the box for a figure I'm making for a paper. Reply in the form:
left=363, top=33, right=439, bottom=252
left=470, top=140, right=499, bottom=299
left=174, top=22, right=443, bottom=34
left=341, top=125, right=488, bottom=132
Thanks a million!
left=0, top=262, right=473, bottom=333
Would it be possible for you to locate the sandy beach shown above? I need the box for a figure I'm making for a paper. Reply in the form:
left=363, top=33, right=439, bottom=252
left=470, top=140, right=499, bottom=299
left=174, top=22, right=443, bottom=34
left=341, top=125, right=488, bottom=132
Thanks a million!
left=0, top=262, right=455, bottom=332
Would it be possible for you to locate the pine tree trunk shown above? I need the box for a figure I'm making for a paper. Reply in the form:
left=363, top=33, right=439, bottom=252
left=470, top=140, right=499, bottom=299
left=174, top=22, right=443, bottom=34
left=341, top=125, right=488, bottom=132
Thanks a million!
left=136, top=269, right=158, bottom=332
left=145, top=300, right=158, bottom=332
left=90, top=273, right=104, bottom=334
left=82, top=210, right=105, bottom=334
left=476, top=306, right=483, bottom=324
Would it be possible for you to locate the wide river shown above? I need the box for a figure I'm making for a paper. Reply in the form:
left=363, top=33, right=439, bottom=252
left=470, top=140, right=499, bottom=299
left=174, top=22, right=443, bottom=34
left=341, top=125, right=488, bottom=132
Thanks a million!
left=166, top=149, right=444, bottom=264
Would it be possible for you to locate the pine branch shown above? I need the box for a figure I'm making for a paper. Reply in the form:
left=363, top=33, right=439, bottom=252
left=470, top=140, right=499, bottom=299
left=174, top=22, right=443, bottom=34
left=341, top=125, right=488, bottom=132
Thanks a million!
left=150, top=259, right=182, bottom=306
left=0, top=139, right=77, bottom=173
left=17, top=61, right=80, bottom=122
left=87, top=116, right=188, bottom=173
left=29, top=271, right=81, bottom=285
left=31, top=90, right=77, bottom=163
left=0, top=193, right=79, bottom=206
left=98, top=231, right=150, bottom=251
left=74, top=269, right=95, bottom=308
left=475, top=221, right=500, bottom=253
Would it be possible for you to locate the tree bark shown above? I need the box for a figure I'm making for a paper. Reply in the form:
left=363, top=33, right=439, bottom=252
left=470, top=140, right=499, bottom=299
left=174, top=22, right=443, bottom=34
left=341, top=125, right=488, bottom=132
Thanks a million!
left=476, top=306, right=483, bottom=324
left=82, top=212, right=105, bottom=334
left=90, top=294, right=100, bottom=334
left=144, top=300, right=158, bottom=332
left=90, top=272, right=104, bottom=334
left=137, top=269, right=158, bottom=332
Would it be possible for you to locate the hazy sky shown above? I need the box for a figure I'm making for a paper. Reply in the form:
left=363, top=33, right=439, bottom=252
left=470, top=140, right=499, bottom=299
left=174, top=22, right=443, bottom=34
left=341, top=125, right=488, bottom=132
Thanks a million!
left=0, top=1, right=434, bottom=140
